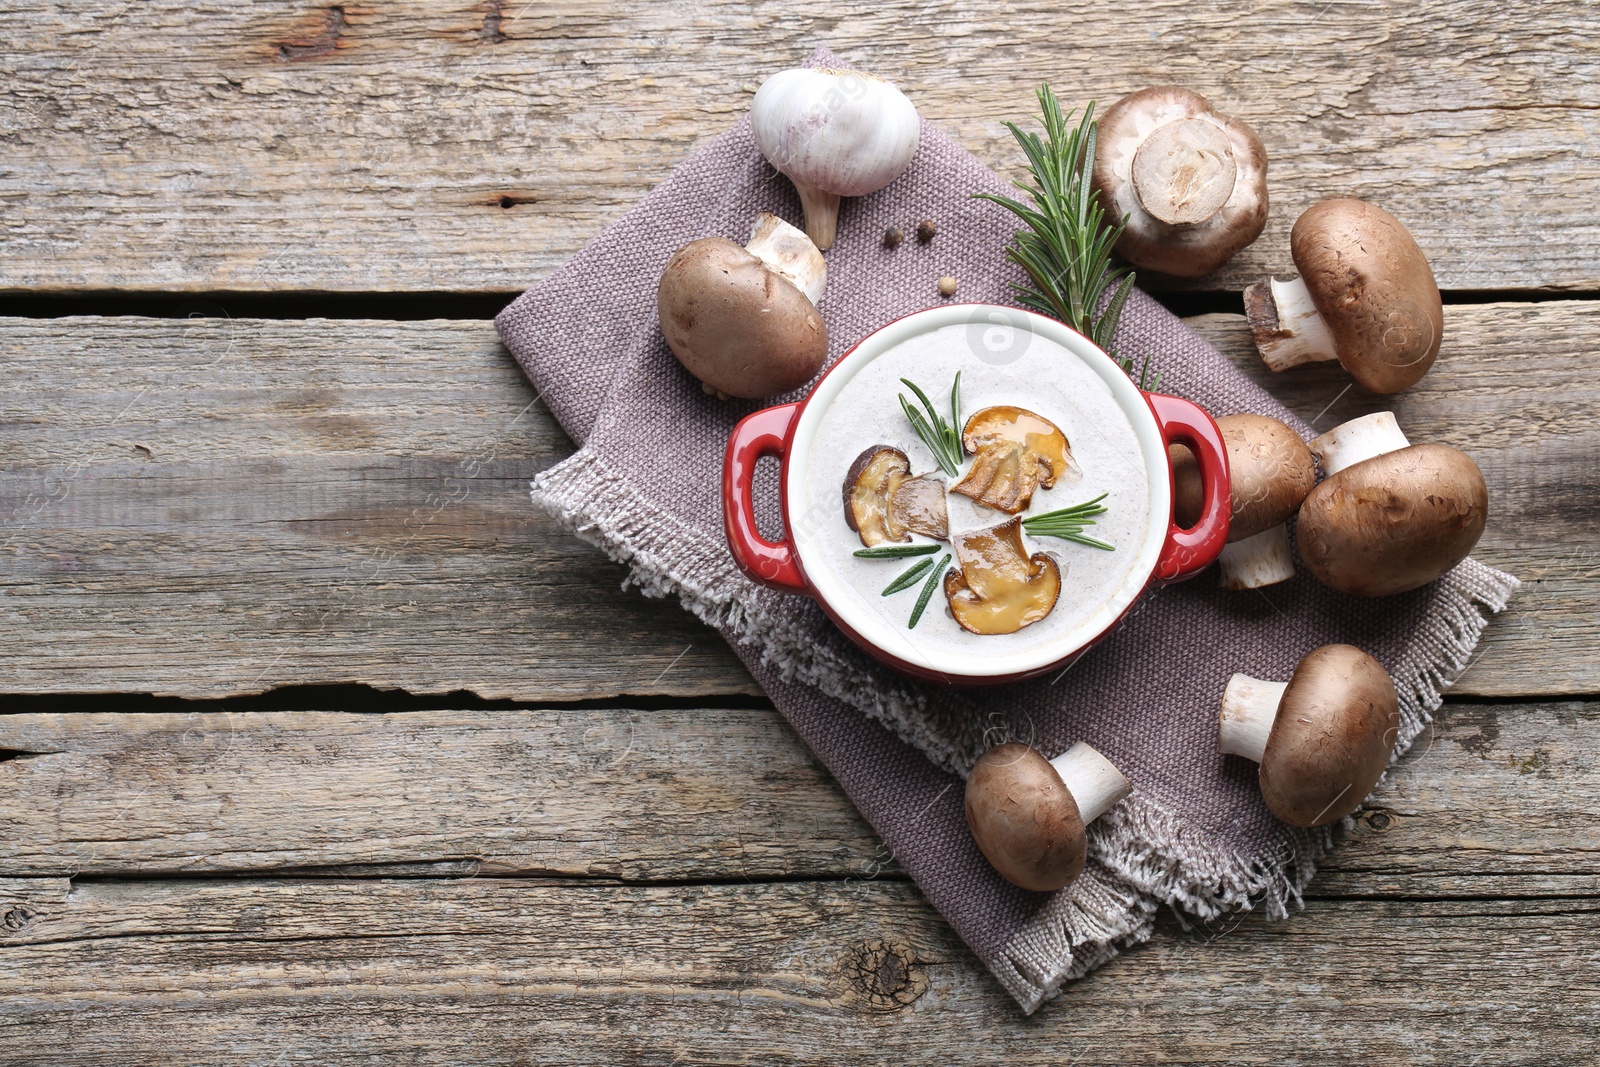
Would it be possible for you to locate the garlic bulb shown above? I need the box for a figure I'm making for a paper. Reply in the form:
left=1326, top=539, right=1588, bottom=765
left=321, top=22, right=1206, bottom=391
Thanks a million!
left=750, top=67, right=921, bottom=250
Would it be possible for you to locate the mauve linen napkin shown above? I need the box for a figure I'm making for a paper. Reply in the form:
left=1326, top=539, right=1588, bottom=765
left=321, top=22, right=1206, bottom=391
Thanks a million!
left=495, top=50, right=1519, bottom=1011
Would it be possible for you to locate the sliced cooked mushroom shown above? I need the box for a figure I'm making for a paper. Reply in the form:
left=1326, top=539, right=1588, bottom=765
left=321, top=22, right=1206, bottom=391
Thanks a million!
left=951, top=406, right=1077, bottom=514
left=843, top=446, right=948, bottom=547
left=1091, top=87, right=1269, bottom=277
left=888, top=471, right=949, bottom=541
left=1244, top=199, right=1442, bottom=394
left=1219, top=644, right=1399, bottom=827
left=656, top=212, right=828, bottom=400
left=844, top=446, right=911, bottom=547
left=965, top=741, right=1133, bottom=892
left=943, top=517, right=1061, bottom=635
left=1296, top=412, right=1488, bottom=596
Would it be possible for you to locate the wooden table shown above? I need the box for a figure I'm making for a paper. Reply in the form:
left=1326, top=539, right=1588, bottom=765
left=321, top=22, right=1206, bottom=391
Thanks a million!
left=3, top=3, right=1597, bottom=1063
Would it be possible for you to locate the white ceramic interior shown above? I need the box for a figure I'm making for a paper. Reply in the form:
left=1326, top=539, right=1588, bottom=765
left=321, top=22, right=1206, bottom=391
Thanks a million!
left=786, top=304, right=1173, bottom=679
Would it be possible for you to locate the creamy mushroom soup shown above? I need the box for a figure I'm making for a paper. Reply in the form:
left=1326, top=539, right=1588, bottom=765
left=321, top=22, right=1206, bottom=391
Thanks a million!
left=793, top=321, right=1156, bottom=667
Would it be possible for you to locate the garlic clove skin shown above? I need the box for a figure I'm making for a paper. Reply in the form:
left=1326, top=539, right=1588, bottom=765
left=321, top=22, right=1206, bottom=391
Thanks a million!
left=751, top=67, right=921, bottom=250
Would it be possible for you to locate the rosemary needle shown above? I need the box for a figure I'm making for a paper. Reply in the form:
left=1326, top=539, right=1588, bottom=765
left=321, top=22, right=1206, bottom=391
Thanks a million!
left=899, top=375, right=963, bottom=477
left=1023, top=493, right=1115, bottom=550
left=853, top=543, right=941, bottom=560
left=882, top=558, right=935, bottom=596
left=908, top=555, right=951, bottom=628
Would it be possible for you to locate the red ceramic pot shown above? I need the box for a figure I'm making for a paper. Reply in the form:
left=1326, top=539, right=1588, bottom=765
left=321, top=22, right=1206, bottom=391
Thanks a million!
left=722, top=304, right=1229, bottom=685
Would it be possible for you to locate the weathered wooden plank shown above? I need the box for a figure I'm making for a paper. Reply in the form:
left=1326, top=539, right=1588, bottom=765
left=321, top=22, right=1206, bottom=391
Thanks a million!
left=0, top=316, right=758, bottom=699
left=0, top=707, right=878, bottom=880
left=2, top=702, right=1595, bottom=898
left=2, top=305, right=1591, bottom=699
left=1186, top=302, right=1600, bottom=698
left=3, top=1, right=1597, bottom=294
left=0, top=875, right=1595, bottom=1065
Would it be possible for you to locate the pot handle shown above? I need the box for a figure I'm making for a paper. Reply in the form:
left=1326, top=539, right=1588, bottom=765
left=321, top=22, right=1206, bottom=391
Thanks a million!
left=722, top=402, right=808, bottom=594
left=1147, top=393, right=1231, bottom=583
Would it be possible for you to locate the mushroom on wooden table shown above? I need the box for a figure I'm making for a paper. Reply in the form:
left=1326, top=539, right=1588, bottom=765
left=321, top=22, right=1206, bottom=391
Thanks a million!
left=1175, top=414, right=1316, bottom=589
left=1219, top=644, right=1399, bottom=827
left=1245, top=199, right=1443, bottom=394
left=1091, top=86, right=1269, bottom=277
left=1297, top=412, right=1488, bottom=596
left=965, top=741, right=1133, bottom=892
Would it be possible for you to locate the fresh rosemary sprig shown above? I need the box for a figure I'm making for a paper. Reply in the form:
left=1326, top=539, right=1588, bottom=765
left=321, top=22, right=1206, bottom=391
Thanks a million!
left=1022, top=492, right=1115, bottom=551
left=908, top=555, right=951, bottom=628
left=898, top=373, right=963, bottom=478
left=881, top=557, right=936, bottom=596
left=974, top=85, right=1159, bottom=391
left=853, top=543, right=940, bottom=560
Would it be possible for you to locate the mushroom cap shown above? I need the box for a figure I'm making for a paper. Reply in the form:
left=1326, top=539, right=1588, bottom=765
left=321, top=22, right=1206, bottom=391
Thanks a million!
left=944, top=518, right=1062, bottom=635
left=656, top=237, right=828, bottom=400
left=1296, top=442, right=1487, bottom=596
left=1218, top=414, right=1316, bottom=541
left=1259, top=644, right=1399, bottom=827
left=1289, top=199, right=1443, bottom=394
left=1092, top=86, right=1269, bottom=277
left=964, top=742, right=1087, bottom=892
left=1168, top=443, right=1203, bottom=528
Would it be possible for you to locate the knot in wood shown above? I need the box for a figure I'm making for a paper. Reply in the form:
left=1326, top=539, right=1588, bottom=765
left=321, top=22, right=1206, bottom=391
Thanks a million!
left=1361, top=809, right=1395, bottom=832
left=2, top=905, right=39, bottom=932
left=839, top=939, right=927, bottom=1011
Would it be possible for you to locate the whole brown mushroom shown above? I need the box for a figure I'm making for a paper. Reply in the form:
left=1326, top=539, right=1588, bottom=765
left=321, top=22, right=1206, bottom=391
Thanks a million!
left=1244, top=199, right=1442, bottom=394
left=1215, top=415, right=1316, bottom=589
left=657, top=213, right=828, bottom=400
left=1170, top=415, right=1315, bottom=588
left=1092, top=86, right=1269, bottom=277
left=1296, top=412, right=1488, bottom=596
left=1218, top=644, right=1399, bottom=827
left=965, top=741, right=1133, bottom=892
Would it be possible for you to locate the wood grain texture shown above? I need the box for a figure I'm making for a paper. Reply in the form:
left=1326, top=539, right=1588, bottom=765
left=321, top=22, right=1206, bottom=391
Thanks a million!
left=0, top=707, right=878, bottom=881
left=0, top=316, right=758, bottom=700
left=2, top=305, right=1592, bottom=699
left=2, top=1, right=1597, bottom=295
left=1, top=701, right=1595, bottom=897
left=0, top=875, right=1596, bottom=1066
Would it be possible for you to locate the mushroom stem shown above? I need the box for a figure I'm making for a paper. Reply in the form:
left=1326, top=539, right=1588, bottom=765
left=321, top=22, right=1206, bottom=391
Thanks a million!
left=1244, top=275, right=1340, bottom=372
left=1218, top=673, right=1287, bottom=764
left=1130, top=117, right=1236, bottom=226
left=792, top=182, right=841, bottom=251
left=745, top=212, right=827, bottom=305
left=1217, top=524, right=1296, bottom=590
left=1309, top=411, right=1412, bottom=475
left=1047, top=742, right=1133, bottom=824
